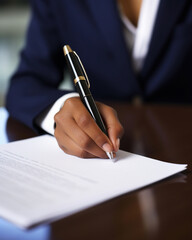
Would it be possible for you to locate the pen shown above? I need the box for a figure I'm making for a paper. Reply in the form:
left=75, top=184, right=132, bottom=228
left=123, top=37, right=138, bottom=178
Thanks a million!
left=63, top=45, right=113, bottom=159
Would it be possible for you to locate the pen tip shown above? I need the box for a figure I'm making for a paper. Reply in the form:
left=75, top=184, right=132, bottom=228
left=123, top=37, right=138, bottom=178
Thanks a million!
left=106, top=152, right=114, bottom=159
left=63, top=45, right=72, bottom=55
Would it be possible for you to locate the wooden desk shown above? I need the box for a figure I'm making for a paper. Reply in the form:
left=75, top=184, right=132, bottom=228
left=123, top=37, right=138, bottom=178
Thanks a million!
left=0, top=104, right=192, bottom=240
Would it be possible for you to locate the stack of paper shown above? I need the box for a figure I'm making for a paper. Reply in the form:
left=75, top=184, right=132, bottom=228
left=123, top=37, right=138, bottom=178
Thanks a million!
left=0, top=135, right=187, bottom=228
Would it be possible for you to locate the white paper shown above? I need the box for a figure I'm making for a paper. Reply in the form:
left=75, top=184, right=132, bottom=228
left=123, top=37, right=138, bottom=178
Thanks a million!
left=0, top=135, right=187, bottom=228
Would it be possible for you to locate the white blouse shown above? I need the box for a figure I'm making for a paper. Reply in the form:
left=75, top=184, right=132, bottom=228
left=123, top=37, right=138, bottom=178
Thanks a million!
left=120, top=0, right=160, bottom=72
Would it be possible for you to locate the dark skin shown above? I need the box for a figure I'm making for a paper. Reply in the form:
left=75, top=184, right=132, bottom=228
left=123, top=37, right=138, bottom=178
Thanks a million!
left=118, top=0, right=142, bottom=27
left=54, top=0, right=142, bottom=158
left=54, top=98, right=124, bottom=158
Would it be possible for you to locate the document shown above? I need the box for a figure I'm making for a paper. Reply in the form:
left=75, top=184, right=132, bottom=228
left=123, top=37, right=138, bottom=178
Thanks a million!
left=0, top=135, right=187, bottom=228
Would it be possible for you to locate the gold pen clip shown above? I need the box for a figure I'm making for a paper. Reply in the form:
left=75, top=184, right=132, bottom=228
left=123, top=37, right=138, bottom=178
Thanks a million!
left=73, top=51, right=90, bottom=88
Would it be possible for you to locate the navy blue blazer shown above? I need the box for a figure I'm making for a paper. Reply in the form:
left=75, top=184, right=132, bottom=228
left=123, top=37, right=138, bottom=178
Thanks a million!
left=6, top=0, right=192, bottom=130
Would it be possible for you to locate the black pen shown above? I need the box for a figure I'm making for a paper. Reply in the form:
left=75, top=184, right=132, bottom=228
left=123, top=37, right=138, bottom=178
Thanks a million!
left=63, top=45, right=113, bottom=159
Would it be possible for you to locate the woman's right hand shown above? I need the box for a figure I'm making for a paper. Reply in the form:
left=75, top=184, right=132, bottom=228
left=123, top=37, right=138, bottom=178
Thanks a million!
left=54, top=97, right=124, bottom=159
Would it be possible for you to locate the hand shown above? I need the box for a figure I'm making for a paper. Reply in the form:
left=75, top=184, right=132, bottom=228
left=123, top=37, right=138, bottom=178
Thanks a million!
left=54, top=97, right=124, bottom=158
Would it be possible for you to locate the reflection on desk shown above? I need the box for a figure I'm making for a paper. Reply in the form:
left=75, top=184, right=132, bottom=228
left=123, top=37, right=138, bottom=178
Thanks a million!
left=0, top=218, right=50, bottom=240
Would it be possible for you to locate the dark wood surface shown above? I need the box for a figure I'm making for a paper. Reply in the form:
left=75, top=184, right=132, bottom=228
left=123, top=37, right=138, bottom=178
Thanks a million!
left=0, top=103, right=192, bottom=240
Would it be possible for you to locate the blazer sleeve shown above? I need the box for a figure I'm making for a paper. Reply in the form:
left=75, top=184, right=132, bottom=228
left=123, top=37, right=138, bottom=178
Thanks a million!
left=6, top=0, right=72, bottom=131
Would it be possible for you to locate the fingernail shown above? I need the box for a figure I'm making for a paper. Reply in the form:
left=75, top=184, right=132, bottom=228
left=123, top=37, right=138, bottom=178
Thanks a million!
left=116, top=138, right=120, bottom=151
left=102, top=143, right=113, bottom=153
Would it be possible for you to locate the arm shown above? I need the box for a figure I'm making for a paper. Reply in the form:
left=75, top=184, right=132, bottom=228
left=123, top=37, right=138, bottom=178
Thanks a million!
left=6, top=0, right=71, bottom=131
left=6, top=0, right=124, bottom=158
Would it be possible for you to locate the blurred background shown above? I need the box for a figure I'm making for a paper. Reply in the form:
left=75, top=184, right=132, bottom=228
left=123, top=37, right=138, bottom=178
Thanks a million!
left=0, top=0, right=30, bottom=107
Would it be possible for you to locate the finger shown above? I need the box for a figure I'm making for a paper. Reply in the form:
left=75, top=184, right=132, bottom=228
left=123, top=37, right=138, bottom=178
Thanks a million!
left=97, top=103, right=124, bottom=152
left=54, top=120, right=97, bottom=158
left=54, top=97, right=114, bottom=158
left=56, top=131, right=96, bottom=158
left=59, top=116, right=109, bottom=159
left=73, top=106, right=114, bottom=155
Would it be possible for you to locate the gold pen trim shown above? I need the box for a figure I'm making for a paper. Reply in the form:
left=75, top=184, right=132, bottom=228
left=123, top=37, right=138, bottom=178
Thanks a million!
left=63, top=45, right=72, bottom=56
left=73, top=51, right=90, bottom=89
left=74, top=76, right=86, bottom=84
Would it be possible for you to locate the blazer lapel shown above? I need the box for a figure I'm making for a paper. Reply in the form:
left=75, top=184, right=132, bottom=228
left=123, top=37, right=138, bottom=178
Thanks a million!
left=87, top=0, right=125, bottom=51
left=141, top=0, right=189, bottom=77
left=87, top=0, right=141, bottom=93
